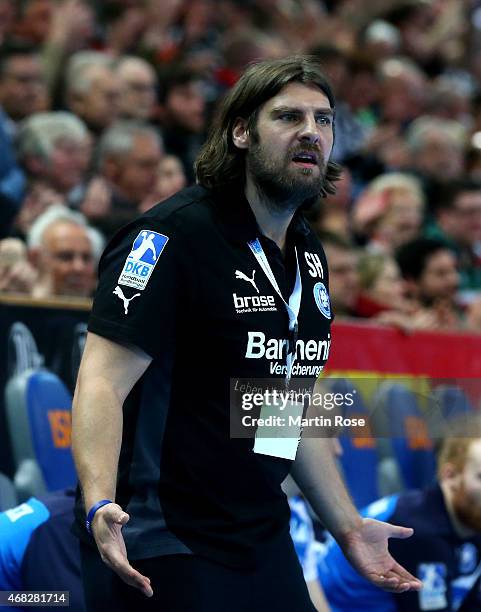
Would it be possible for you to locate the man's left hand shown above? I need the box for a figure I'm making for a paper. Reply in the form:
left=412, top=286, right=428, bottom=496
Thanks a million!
left=340, top=518, right=423, bottom=593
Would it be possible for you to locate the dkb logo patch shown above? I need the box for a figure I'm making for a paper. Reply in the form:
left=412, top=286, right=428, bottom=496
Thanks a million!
left=118, top=230, right=169, bottom=290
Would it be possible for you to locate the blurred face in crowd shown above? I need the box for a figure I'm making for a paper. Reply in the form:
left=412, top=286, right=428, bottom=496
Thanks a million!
left=378, top=188, right=423, bottom=249
left=413, top=131, right=464, bottom=181
left=164, top=80, right=205, bottom=133
left=446, top=440, right=481, bottom=533
left=138, top=155, right=187, bottom=213
left=38, top=221, right=95, bottom=297
left=440, top=191, right=481, bottom=247
left=323, top=168, right=352, bottom=211
left=69, top=66, right=120, bottom=132
left=0, top=53, right=48, bottom=119
left=117, top=60, right=157, bottom=121
left=381, top=73, right=426, bottom=123
left=155, top=155, right=186, bottom=201
left=368, top=258, right=405, bottom=308
left=324, top=244, right=359, bottom=315
left=107, top=133, right=163, bottom=204
left=416, top=249, right=459, bottom=305
left=0, top=1, right=15, bottom=43
left=344, top=69, right=378, bottom=112
left=18, top=0, right=52, bottom=44
left=45, top=136, right=91, bottom=193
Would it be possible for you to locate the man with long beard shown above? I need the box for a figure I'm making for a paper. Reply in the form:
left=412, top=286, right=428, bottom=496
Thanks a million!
left=319, top=434, right=481, bottom=611
left=71, top=56, right=421, bottom=611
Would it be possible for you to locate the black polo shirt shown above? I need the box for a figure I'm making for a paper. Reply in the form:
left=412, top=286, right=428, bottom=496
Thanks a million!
left=73, top=185, right=332, bottom=568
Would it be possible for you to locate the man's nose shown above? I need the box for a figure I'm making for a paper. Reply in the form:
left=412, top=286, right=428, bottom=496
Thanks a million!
left=298, top=116, right=320, bottom=144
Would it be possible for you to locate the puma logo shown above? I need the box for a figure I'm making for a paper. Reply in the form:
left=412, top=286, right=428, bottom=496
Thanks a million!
left=235, top=269, right=259, bottom=293
left=113, top=286, right=141, bottom=314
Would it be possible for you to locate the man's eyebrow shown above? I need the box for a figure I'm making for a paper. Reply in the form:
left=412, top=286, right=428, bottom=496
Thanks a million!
left=270, top=106, right=335, bottom=115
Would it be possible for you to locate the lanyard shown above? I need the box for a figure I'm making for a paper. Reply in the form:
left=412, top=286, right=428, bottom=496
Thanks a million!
left=247, top=238, right=302, bottom=382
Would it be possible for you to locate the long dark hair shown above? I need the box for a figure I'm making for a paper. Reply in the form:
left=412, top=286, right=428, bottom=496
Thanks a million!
left=195, top=55, right=342, bottom=196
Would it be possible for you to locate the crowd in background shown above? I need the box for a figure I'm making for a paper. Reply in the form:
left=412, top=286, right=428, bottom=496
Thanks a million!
left=1, top=0, right=481, bottom=333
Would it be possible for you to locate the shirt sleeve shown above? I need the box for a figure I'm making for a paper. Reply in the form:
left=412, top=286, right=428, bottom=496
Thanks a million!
left=88, top=218, right=191, bottom=359
left=0, top=499, right=50, bottom=591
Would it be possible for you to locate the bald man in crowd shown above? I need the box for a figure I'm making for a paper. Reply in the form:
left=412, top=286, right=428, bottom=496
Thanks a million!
left=27, top=205, right=102, bottom=299
left=116, top=56, right=158, bottom=122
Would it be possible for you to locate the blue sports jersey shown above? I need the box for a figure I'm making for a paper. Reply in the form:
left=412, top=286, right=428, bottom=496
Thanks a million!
left=0, top=489, right=84, bottom=611
left=289, top=496, right=320, bottom=583
left=318, top=485, right=481, bottom=612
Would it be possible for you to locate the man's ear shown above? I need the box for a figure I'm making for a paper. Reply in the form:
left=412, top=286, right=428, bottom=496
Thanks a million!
left=232, top=118, right=249, bottom=150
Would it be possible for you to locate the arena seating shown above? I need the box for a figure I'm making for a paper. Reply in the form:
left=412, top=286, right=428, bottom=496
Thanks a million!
left=373, top=383, right=436, bottom=490
left=5, top=368, right=77, bottom=501
left=329, top=378, right=380, bottom=508
left=0, top=472, right=17, bottom=510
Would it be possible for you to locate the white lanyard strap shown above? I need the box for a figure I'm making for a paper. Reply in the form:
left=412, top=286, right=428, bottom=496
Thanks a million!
left=248, top=238, right=302, bottom=381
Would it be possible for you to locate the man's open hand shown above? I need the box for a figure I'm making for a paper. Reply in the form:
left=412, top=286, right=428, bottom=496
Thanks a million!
left=91, top=503, right=153, bottom=598
left=340, top=518, right=423, bottom=593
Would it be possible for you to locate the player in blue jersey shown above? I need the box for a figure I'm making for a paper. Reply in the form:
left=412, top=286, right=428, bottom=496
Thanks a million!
left=0, top=489, right=84, bottom=611
left=318, top=435, right=481, bottom=611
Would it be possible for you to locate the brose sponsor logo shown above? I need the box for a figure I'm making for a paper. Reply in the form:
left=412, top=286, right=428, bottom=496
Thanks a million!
left=233, top=293, right=277, bottom=313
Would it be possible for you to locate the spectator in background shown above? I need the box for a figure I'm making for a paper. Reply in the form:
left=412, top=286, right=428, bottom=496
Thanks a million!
left=321, top=233, right=360, bottom=318
left=322, top=237, right=432, bottom=329
left=360, top=20, right=401, bottom=61
left=16, top=111, right=91, bottom=197
left=406, top=116, right=467, bottom=210
left=139, top=154, right=187, bottom=213
left=15, top=111, right=91, bottom=235
left=115, top=56, right=158, bottom=122
left=396, top=237, right=461, bottom=329
left=307, top=166, right=353, bottom=241
left=425, top=180, right=481, bottom=296
left=0, top=237, right=37, bottom=294
left=83, top=120, right=163, bottom=237
left=10, top=0, right=52, bottom=45
left=377, top=58, right=428, bottom=128
left=352, top=58, right=428, bottom=175
left=0, top=0, right=15, bottom=45
left=27, top=204, right=101, bottom=299
left=217, top=27, right=289, bottom=89
left=319, top=433, right=481, bottom=611
left=158, top=65, right=206, bottom=182
left=427, top=74, right=473, bottom=124
left=65, top=51, right=120, bottom=137
left=0, top=100, right=26, bottom=238
left=357, top=253, right=407, bottom=317
left=356, top=252, right=436, bottom=330
left=0, top=43, right=48, bottom=127
left=352, top=173, right=424, bottom=253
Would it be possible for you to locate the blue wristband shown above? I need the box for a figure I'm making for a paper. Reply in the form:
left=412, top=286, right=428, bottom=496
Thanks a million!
left=86, top=499, right=113, bottom=534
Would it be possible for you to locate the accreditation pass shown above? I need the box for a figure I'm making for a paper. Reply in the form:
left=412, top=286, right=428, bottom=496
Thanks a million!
left=253, top=399, right=304, bottom=460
